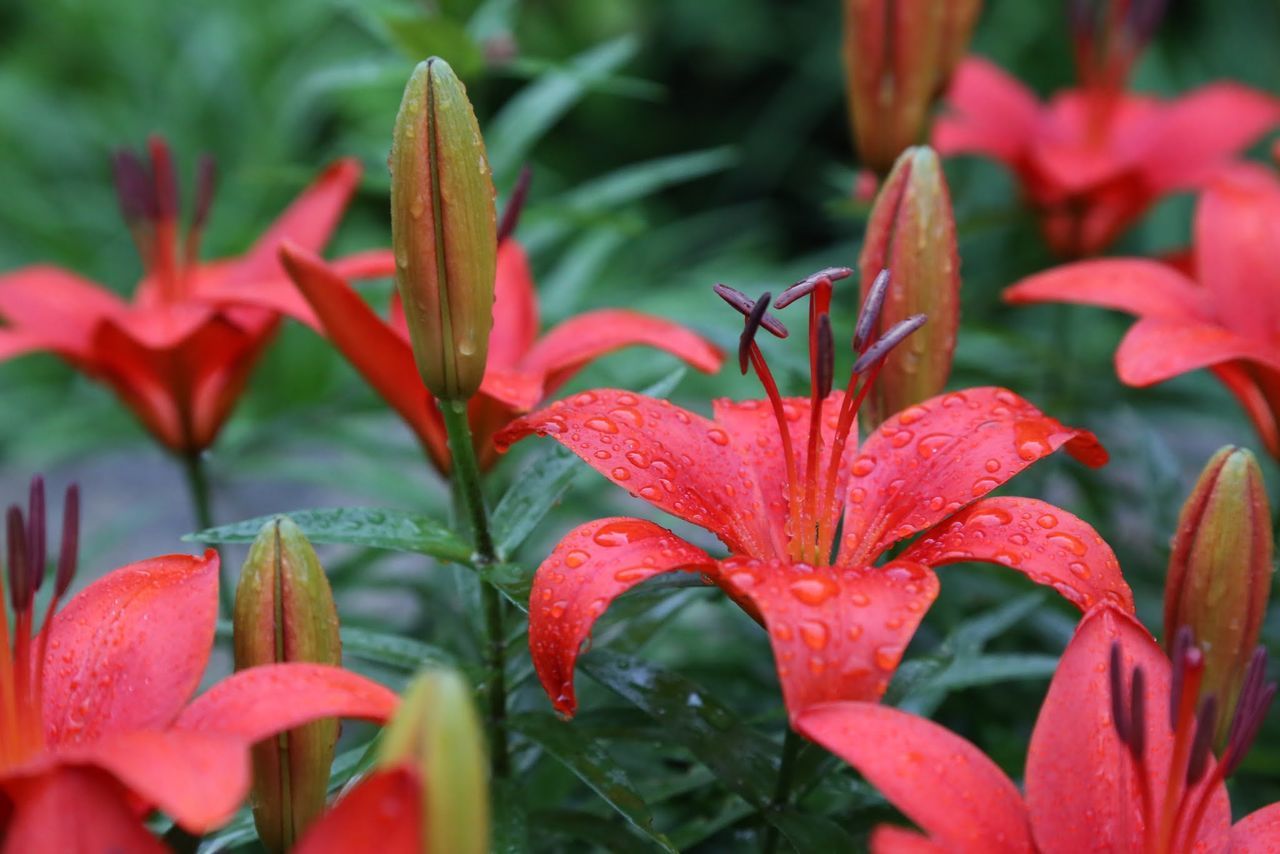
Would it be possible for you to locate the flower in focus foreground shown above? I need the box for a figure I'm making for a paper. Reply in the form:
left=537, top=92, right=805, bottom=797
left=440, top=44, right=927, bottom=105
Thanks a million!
left=933, top=1, right=1280, bottom=257
left=496, top=269, right=1131, bottom=722
left=0, top=137, right=391, bottom=454
left=797, top=606, right=1279, bottom=852
left=0, top=477, right=398, bottom=850
left=1005, top=164, right=1280, bottom=457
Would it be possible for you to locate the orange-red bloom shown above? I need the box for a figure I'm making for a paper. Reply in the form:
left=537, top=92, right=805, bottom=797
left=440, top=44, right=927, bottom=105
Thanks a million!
left=934, top=38, right=1280, bottom=257
left=266, top=239, right=723, bottom=473
left=797, top=606, right=1279, bottom=852
left=1006, top=164, right=1280, bottom=457
left=0, top=137, right=387, bottom=453
left=0, top=480, right=398, bottom=850
left=497, top=276, right=1131, bottom=722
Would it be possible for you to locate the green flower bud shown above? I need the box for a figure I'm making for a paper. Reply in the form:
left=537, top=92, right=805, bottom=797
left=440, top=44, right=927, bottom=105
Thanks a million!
left=1165, top=446, right=1274, bottom=745
left=378, top=668, right=489, bottom=854
left=234, top=517, right=342, bottom=852
left=857, top=145, right=960, bottom=429
left=391, top=57, right=497, bottom=401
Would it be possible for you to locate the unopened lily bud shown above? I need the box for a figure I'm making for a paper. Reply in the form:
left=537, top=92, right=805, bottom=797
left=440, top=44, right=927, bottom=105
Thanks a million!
left=378, top=668, right=489, bottom=854
left=857, top=145, right=960, bottom=428
left=391, top=57, right=497, bottom=401
left=1165, top=446, right=1274, bottom=745
left=843, top=0, right=981, bottom=174
left=234, top=517, right=342, bottom=852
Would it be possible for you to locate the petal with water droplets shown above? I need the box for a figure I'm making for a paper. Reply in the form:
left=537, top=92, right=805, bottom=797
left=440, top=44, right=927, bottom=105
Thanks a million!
left=527, top=517, right=715, bottom=717
left=795, top=701, right=1033, bottom=853
left=901, top=497, right=1134, bottom=613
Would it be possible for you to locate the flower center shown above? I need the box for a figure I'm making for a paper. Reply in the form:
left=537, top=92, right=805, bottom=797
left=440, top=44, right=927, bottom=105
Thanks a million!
left=1069, top=0, right=1166, bottom=136
left=714, top=268, right=925, bottom=566
left=1109, top=627, right=1276, bottom=853
left=0, top=477, right=79, bottom=771
left=113, top=136, right=218, bottom=303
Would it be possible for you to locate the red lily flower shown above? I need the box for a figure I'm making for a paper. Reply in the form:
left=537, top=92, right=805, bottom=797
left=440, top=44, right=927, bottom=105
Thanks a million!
left=796, top=605, right=1279, bottom=852
left=294, top=767, right=422, bottom=854
left=0, top=136, right=390, bottom=454
left=496, top=271, right=1132, bottom=721
left=0, top=479, right=398, bottom=850
left=1005, top=163, right=1280, bottom=457
left=933, top=2, right=1280, bottom=258
left=265, top=238, right=723, bottom=473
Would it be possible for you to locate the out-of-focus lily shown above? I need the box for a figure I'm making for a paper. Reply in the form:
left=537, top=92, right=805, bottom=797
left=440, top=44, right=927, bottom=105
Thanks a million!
left=0, top=137, right=391, bottom=454
left=496, top=269, right=1130, bottom=722
left=1005, top=164, right=1280, bottom=457
left=0, top=477, right=398, bottom=850
left=933, top=1, right=1280, bottom=257
left=797, top=605, right=1278, bottom=852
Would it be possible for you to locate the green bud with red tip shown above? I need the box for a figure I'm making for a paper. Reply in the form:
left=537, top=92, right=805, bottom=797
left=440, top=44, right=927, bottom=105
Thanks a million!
left=391, top=57, right=497, bottom=402
left=1165, top=446, right=1274, bottom=746
left=234, top=517, right=342, bottom=852
left=378, top=668, right=489, bottom=854
left=842, top=0, right=982, bottom=175
left=857, top=145, right=960, bottom=429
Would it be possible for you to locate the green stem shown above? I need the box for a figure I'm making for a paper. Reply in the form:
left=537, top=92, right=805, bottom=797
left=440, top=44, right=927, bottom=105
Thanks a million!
left=181, top=451, right=231, bottom=615
left=440, top=398, right=510, bottom=779
left=761, top=727, right=802, bottom=853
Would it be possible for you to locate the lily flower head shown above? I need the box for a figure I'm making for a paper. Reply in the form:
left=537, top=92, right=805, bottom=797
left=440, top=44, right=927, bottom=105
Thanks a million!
left=797, top=605, right=1279, bottom=852
left=0, top=136, right=385, bottom=454
left=1006, top=163, right=1280, bottom=457
left=496, top=267, right=1132, bottom=721
left=933, top=0, right=1280, bottom=257
left=0, top=476, right=399, bottom=849
left=266, top=172, right=723, bottom=473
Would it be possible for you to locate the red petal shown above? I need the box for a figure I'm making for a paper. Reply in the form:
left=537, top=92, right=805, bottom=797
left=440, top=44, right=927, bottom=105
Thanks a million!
left=1004, top=259, right=1208, bottom=321
left=0, top=266, right=125, bottom=357
left=712, top=394, right=848, bottom=557
left=722, top=558, right=939, bottom=716
left=1115, top=316, right=1280, bottom=387
left=520, top=309, right=723, bottom=395
left=528, top=518, right=715, bottom=717
left=478, top=367, right=544, bottom=413
left=496, top=390, right=776, bottom=556
left=1025, top=607, right=1231, bottom=852
left=901, top=497, right=1134, bottom=613
left=295, top=768, right=423, bottom=854
left=795, top=701, right=1033, bottom=853
left=1143, top=84, right=1280, bottom=191
left=51, top=728, right=247, bottom=833
left=3, top=767, right=165, bottom=854
left=837, top=387, right=1107, bottom=568
left=221, top=159, right=364, bottom=289
left=173, top=663, right=398, bottom=741
left=1210, top=363, right=1280, bottom=458
left=328, top=249, right=398, bottom=282
left=1231, top=803, right=1280, bottom=853
left=102, top=304, right=216, bottom=351
left=42, top=551, right=218, bottom=746
left=1194, top=164, right=1280, bottom=343
left=933, top=57, right=1041, bottom=164
left=489, top=241, right=540, bottom=371
left=869, top=826, right=949, bottom=854
left=279, top=243, right=450, bottom=468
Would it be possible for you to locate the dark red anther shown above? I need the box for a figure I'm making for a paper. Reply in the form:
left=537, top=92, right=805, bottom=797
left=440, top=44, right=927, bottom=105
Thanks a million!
left=1222, top=646, right=1276, bottom=777
left=26, top=477, right=45, bottom=593
left=6, top=505, right=30, bottom=612
left=192, top=154, right=218, bottom=232
left=853, top=268, right=891, bottom=352
left=497, top=165, right=532, bottom=245
left=1128, top=666, right=1146, bottom=758
left=713, top=284, right=788, bottom=339
left=112, top=150, right=155, bottom=224
left=148, top=136, right=178, bottom=220
left=1185, top=696, right=1218, bottom=786
left=774, top=266, right=853, bottom=309
left=815, top=314, right=834, bottom=399
left=1169, top=625, right=1192, bottom=728
left=738, top=291, right=774, bottom=375
left=852, top=313, right=926, bottom=375
left=1109, top=642, right=1130, bottom=746
left=55, top=484, right=79, bottom=599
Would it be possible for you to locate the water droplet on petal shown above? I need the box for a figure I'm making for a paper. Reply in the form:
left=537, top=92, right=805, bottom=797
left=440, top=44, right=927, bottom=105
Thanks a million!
left=565, top=550, right=589, bottom=569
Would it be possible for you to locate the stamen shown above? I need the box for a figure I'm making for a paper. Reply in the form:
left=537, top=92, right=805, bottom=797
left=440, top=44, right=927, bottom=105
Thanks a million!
left=1128, top=666, right=1146, bottom=758
left=815, top=314, right=834, bottom=400
left=1184, top=697, right=1217, bottom=786
left=1222, top=647, right=1276, bottom=777
left=774, top=266, right=852, bottom=309
left=713, top=284, right=788, bottom=338
left=1109, top=641, right=1130, bottom=745
left=112, top=150, right=156, bottom=224
left=148, top=136, right=179, bottom=221
left=497, top=165, right=532, bottom=245
left=852, top=313, right=927, bottom=375
left=6, top=507, right=30, bottom=613
left=738, top=291, right=775, bottom=375
left=853, top=268, right=891, bottom=352
left=26, top=478, right=45, bottom=593
left=1169, top=626, right=1192, bottom=728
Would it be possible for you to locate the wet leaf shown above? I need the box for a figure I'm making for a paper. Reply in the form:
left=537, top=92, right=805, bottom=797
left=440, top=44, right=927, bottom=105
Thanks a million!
left=491, top=444, right=581, bottom=558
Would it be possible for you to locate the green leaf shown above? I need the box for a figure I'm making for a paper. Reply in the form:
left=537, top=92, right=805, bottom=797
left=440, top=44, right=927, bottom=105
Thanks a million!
left=511, top=712, right=677, bottom=852
left=188, top=508, right=472, bottom=563
left=492, top=779, right=530, bottom=854
left=579, top=650, right=777, bottom=806
left=341, top=625, right=459, bottom=671
left=928, top=653, right=1060, bottom=692
left=531, top=809, right=654, bottom=854
left=491, top=444, right=581, bottom=558
left=559, top=147, right=738, bottom=216
left=768, top=809, right=860, bottom=850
